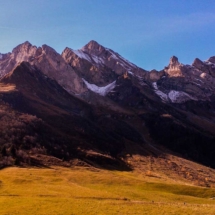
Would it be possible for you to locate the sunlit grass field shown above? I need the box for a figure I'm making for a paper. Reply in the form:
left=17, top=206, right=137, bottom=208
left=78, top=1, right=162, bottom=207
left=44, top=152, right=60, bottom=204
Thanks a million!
left=0, top=166, right=215, bottom=215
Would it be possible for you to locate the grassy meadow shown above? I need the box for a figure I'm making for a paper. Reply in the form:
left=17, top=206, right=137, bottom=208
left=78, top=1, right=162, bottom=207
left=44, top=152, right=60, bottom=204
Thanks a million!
left=0, top=166, right=215, bottom=215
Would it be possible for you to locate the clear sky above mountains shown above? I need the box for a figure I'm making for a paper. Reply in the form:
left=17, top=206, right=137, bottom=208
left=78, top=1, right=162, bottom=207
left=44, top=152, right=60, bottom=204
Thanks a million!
left=1, top=0, right=215, bottom=70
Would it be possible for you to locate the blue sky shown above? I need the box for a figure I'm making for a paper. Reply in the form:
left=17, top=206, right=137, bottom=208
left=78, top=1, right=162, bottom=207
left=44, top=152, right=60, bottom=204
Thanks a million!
left=1, top=0, right=215, bottom=70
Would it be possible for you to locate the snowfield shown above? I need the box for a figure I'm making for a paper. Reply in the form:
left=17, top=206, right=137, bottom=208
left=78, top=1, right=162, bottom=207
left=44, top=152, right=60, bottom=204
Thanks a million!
left=152, top=82, right=196, bottom=103
left=82, top=79, right=116, bottom=96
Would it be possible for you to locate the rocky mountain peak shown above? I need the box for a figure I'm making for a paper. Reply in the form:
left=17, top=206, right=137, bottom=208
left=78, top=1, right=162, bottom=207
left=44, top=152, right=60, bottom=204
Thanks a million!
left=11, top=41, right=37, bottom=63
left=11, top=42, right=57, bottom=61
left=12, top=41, right=35, bottom=54
left=23, top=41, right=32, bottom=46
left=82, top=40, right=102, bottom=50
left=0, top=41, right=87, bottom=94
left=164, top=56, right=183, bottom=77
left=208, top=56, right=215, bottom=64
left=169, top=56, right=180, bottom=66
left=41, top=44, right=57, bottom=54
left=192, top=57, right=215, bottom=77
left=81, top=40, right=106, bottom=56
left=192, top=58, right=204, bottom=69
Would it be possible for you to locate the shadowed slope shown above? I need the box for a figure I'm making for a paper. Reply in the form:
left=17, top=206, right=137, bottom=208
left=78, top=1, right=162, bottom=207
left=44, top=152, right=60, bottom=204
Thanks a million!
left=0, top=62, right=146, bottom=170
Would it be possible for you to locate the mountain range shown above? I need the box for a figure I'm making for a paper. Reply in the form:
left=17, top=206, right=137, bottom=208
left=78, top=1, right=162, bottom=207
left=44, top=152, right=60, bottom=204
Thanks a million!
left=1, top=40, right=215, bottom=187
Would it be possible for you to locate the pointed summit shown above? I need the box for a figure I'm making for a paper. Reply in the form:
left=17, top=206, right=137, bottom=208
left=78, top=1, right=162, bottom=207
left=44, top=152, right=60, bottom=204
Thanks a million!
left=23, top=41, right=32, bottom=46
left=17, top=41, right=32, bottom=47
left=208, top=56, right=215, bottom=64
left=82, top=40, right=102, bottom=49
left=86, top=40, right=100, bottom=46
left=169, top=56, right=180, bottom=67
left=192, top=58, right=204, bottom=69
left=81, top=40, right=105, bottom=55
left=165, top=56, right=183, bottom=77
left=41, top=44, right=58, bottom=55
left=12, top=41, right=34, bottom=54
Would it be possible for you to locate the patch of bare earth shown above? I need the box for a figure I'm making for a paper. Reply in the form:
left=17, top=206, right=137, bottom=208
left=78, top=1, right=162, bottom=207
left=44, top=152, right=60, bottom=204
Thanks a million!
left=126, top=153, right=215, bottom=187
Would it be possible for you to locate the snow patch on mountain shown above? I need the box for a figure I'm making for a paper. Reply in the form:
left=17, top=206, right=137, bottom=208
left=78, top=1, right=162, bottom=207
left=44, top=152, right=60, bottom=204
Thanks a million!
left=195, top=78, right=204, bottom=83
left=152, top=82, right=196, bottom=103
left=156, top=90, right=169, bottom=102
left=204, top=61, right=213, bottom=65
left=120, top=55, right=137, bottom=68
left=72, top=49, right=92, bottom=62
left=152, top=82, right=168, bottom=102
left=107, top=49, right=137, bottom=69
left=168, top=91, right=196, bottom=103
left=91, top=55, right=104, bottom=65
left=127, top=71, right=134, bottom=76
left=152, top=82, right=158, bottom=90
left=82, top=79, right=116, bottom=96
left=71, top=49, right=105, bottom=66
left=204, top=60, right=215, bottom=68
left=107, top=49, right=119, bottom=60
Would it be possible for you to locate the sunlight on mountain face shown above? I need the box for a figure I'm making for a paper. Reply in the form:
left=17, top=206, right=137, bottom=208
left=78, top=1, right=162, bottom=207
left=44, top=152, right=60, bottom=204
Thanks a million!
left=0, top=83, right=16, bottom=92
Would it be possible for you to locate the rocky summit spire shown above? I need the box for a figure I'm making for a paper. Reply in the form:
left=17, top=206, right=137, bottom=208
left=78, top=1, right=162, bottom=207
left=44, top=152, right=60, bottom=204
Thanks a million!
left=83, top=40, right=101, bottom=50
left=192, top=58, right=204, bottom=69
left=164, top=56, right=183, bottom=77
left=169, top=56, right=180, bottom=67
left=12, top=41, right=34, bottom=54
left=81, top=40, right=105, bottom=55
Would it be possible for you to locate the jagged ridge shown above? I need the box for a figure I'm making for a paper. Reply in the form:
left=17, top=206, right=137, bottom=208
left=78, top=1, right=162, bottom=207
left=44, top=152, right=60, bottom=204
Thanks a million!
left=1, top=41, right=215, bottom=176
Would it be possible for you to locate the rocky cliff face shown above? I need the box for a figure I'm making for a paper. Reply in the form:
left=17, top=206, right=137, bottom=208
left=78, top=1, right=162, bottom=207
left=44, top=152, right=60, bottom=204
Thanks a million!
left=2, top=40, right=215, bottom=104
left=152, top=56, right=215, bottom=103
left=62, top=40, right=148, bottom=87
left=164, top=56, right=184, bottom=77
left=0, top=42, right=86, bottom=94
left=62, top=46, right=117, bottom=86
left=61, top=41, right=215, bottom=104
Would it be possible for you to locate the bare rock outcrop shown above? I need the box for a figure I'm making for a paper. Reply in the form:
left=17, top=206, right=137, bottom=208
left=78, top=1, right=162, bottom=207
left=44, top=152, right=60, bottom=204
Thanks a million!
left=0, top=42, right=86, bottom=94
left=151, top=56, right=215, bottom=103
left=164, top=56, right=184, bottom=77
left=62, top=40, right=147, bottom=86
